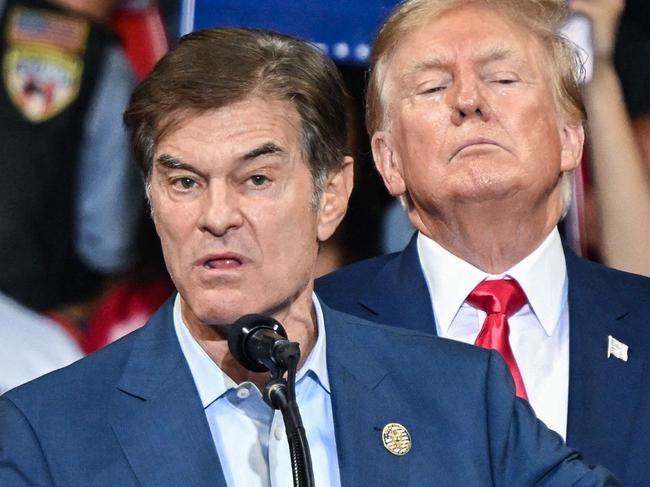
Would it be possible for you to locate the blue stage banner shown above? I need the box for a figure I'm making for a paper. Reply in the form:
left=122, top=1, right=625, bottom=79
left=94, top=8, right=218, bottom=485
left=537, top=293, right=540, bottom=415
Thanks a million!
left=180, top=0, right=400, bottom=64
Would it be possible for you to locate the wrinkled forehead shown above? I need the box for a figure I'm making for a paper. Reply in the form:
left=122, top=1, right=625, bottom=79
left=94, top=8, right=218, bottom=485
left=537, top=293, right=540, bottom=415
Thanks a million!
left=156, top=94, right=303, bottom=146
left=381, top=4, right=550, bottom=101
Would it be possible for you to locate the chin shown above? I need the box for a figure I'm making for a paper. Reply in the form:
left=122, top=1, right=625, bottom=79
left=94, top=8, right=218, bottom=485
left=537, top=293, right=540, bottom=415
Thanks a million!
left=181, top=289, right=255, bottom=326
left=203, top=303, right=259, bottom=326
left=451, top=179, right=520, bottom=202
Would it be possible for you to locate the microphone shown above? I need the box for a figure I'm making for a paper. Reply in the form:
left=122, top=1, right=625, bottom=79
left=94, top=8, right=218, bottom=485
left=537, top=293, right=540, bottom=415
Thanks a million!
left=227, top=314, right=314, bottom=487
left=228, top=314, right=300, bottom=377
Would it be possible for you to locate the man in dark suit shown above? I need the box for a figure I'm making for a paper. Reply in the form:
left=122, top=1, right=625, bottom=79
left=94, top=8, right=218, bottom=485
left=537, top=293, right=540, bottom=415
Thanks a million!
left=0, top=27, right=618, bottom=486
left=317, top=0, right=650, bottom=485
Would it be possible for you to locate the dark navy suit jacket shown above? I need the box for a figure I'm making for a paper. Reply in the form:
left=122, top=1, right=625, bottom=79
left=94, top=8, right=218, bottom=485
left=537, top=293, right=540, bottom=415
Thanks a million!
left=317, top=235, right=650, bottom=486
left=0, top=297, right=619, bottom=486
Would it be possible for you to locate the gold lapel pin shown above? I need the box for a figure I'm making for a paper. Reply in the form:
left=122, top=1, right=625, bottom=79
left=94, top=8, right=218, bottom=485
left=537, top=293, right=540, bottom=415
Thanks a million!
left=382, top=422, right=411, bottom=456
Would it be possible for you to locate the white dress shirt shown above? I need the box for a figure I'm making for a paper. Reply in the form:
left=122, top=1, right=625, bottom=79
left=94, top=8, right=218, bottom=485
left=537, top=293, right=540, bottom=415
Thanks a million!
left=173, top=294, right=341, bottom=487
left=0, top=293, right=83, bottom=394
left=417, top=228, right=569, bottom=438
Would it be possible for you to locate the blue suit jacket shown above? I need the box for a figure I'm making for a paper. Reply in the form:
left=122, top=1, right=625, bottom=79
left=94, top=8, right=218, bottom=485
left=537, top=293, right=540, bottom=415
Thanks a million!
left=0, top=298, right=618, bottom=486
left=316, top=235, right=650, bottom=486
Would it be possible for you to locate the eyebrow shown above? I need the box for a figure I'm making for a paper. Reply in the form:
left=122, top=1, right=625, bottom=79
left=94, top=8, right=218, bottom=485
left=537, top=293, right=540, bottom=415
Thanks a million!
left=156, top=142, right=284, bottom=166
left=156, top=153, right=195, bottom=171
left=475, top=45, right=523, bottom=68
left=401, top=46, right=523, bottom=82
left=243, top=142, right=284, bottom=160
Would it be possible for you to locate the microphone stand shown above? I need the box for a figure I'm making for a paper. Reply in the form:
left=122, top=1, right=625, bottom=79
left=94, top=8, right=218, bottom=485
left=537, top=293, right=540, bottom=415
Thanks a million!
left=227, top=315, right=315, bottom=487
left=263, top=342, right=315, bottom=487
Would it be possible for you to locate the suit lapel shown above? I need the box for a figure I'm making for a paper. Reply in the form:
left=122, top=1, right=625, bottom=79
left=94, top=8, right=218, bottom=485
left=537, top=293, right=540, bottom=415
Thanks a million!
left=325, top=306, right=414, bottom=487
left=108, top=298, right=227, bottom=487
left=565, top=249, right=645, bottom=468
left=359, top=234, right=436, bottom=334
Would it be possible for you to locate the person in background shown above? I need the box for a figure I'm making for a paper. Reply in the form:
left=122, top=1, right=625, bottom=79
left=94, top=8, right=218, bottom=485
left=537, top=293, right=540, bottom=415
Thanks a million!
left=0, top=292, right=82, bottom=395
left=614, top=0, right=650, bottom=167
left=0, top=0, right=142, bottom=323
left=572, top=0, right=650, bottom=276
left=316, top=0, right=650, bottom=484
left=0, top=26, right=619, bottom=486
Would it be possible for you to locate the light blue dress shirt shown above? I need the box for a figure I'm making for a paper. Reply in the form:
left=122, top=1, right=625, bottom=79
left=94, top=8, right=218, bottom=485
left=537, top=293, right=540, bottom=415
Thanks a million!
left=173, top=294, right=341, bottom=487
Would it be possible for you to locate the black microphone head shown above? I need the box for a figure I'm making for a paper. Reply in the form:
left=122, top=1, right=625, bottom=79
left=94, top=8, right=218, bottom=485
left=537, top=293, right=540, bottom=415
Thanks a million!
left=228, top=314, right=287, bottom=373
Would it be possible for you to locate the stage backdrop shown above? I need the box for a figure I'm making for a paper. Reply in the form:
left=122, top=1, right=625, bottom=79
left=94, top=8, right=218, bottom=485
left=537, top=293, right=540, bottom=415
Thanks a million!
left=180, top=0, right=399, bottom=64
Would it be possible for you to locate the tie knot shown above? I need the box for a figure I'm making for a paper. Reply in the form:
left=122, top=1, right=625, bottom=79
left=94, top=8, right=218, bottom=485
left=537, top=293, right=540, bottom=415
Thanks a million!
left=466, top=279, right=527, bottom=317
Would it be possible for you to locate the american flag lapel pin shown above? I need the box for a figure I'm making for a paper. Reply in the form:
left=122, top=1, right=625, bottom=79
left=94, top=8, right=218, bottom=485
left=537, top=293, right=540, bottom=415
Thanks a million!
left=607, top=335, right=629, bottom=362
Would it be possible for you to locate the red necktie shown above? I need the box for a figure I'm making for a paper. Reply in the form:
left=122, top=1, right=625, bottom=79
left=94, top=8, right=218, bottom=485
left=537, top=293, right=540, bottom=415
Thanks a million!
left=466, top=279, right=528, bottom=400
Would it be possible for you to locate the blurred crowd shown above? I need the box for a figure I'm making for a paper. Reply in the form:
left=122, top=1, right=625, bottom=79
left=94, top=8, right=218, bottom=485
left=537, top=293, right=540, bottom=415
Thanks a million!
left=1, top=0, right=648, bottom=394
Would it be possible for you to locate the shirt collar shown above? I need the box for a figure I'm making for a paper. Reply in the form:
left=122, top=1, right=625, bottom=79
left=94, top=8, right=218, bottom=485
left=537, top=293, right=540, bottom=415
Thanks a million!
left=300, top=294, right=331, bottom=393
left=506, top=228, right=567, bottom=336
left=173, top=292, right=331, bottom=409
left=417, top=227, right=566, bottom=337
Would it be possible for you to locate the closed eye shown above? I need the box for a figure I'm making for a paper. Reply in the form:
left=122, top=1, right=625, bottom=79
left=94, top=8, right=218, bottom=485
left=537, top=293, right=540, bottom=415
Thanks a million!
left=418, top=85, right=446, bottom=95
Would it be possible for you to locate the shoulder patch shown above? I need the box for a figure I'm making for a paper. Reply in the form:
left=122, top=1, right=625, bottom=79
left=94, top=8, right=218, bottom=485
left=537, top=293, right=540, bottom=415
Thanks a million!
left=3, top=6, right=88, bottom=122
left=7, top=7, right=88, bottom=52
left=3, top=45, right=84, bottom=122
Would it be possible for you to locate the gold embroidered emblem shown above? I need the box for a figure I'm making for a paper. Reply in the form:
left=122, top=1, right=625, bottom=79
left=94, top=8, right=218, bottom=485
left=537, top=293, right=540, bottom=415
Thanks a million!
left=3, top=7, right=88, bottom=122
left=382, top=422, right=411, bottom=456
left=4, top=46, right=83, bottom=122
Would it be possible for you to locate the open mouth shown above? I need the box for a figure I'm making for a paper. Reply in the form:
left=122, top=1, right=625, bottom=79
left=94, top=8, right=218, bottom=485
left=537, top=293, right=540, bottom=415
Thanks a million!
left=203, top=257, right=243, bottom=269
left=197, top=253, right=246, bottom=270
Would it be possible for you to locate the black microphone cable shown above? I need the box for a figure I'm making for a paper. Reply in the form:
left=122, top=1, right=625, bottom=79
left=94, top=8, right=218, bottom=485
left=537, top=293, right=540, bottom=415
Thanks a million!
left=285, top=351, right=314, bottom=487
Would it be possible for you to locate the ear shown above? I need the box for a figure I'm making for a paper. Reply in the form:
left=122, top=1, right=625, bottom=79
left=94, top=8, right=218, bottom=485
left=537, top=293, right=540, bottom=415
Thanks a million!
left=559, top=122, right=584, bottom=172
left=371, top=131, right=407, bottom=196
left=317, top=156, right=354, bottom=242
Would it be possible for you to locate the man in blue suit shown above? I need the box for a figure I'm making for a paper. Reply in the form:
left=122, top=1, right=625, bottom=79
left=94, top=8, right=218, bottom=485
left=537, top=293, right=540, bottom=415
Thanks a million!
left=317, top=0, right=650, bottom=485
left=0, top=27, right=618, bottom=486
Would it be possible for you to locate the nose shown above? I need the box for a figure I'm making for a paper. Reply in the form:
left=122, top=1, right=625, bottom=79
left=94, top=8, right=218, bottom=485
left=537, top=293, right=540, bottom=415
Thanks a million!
left=198, top=182, right=244, bottom=237
left=449, top=72, right=491, bottom=126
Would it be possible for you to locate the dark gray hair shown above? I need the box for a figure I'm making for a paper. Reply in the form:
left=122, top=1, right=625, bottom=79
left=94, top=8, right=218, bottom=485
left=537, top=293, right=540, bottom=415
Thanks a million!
left=124, top=27, right=350, bottom=202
